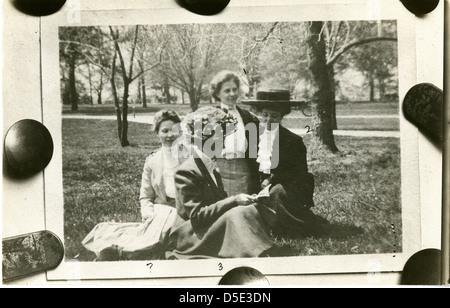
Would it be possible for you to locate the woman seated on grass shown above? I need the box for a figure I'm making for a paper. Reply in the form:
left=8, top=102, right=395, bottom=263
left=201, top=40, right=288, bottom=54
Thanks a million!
left=242, top=90, right=330, bottom=237
left=82, top=110, right=187, bottom=261
left=165, top=106, right=276, bottom=259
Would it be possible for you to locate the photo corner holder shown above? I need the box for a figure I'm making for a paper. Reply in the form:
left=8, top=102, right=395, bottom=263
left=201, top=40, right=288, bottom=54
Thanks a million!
left=11, top=0, right=67, bottom=17
left=399, top=0, right=440, bottom=16
left=2, top=230, right=64, bottom=282
left=3, top=119, right=54, bottom=179
left=175, top=0, right=231, bottom=16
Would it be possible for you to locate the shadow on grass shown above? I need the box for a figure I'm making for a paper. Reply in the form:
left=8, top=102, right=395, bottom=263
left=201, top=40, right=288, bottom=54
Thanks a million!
left=268, top=223, right=365, bottom=257
left=325, top=223, right=365, bottom=240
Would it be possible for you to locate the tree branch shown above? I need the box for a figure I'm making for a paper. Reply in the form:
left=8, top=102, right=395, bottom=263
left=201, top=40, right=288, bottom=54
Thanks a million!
left=242, top=22, right=279, bottom=59
left=59, top=40, right=105, bottom=54
left=109, top=26, right=129, bottom=82
left=327, top=37, right=397, bottom=66
left=128, top=25, right=140, bottom=81
left=72, top=49, right=110, bottom=77
left=328, top=21, right=343, bottom=60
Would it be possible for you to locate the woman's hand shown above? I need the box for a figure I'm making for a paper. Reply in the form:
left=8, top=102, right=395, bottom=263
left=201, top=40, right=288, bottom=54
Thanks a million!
left=140, top=204, right=155, bottom=222
left=261, top=178, right=271, bottom=189
left=234, top=194, right=256, bottom=206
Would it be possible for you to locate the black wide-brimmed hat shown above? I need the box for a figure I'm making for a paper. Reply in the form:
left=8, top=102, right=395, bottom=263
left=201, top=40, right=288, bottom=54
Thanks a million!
left=241, top=89, right=304, bottom=115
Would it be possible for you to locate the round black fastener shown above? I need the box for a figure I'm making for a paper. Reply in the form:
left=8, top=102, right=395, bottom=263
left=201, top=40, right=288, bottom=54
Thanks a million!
left=402, top=83, right=443, bottom=147
left=401, top=248, right=442, bottom=285
left=400, top=0, right=440, bottom=16
left=4, top=119, right=54, bottom=178
left=12, top=0, right=66, bottom=17
left=218, top=266, right=269, bottom=285
left=176, top=0, right=230, bottom=16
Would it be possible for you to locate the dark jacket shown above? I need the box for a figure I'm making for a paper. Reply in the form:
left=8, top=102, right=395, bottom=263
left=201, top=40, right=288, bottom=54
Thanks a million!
left=264, top=125, right=315, bottom=210
left=173, top=157, right=230, bottom=233
left=258, top=125, right=327, bottom=236
left=166, top=156, right=273, bottom=259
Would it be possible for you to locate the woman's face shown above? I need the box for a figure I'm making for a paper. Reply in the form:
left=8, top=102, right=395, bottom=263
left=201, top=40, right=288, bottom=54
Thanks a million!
left=157, top=120, right=180, bottom=147
left=217, top=80, right=239, bottom=107
left=260, top=108, right=284, bottom=130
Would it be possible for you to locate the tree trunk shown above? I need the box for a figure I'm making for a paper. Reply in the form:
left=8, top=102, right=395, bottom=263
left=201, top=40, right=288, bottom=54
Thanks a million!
left=141, top=75, right=147, bottom=108
left=121, top=83, right=130, bottom=147
left=328, top=65, right=337, bottom=130
left=111, top=53, right=122, bottom=141
left=97, top=72, right=103, bottom=105
left=137, top=77, right=142, bottom=104
left=68, top=54, right=78, bottom=112
left=61, top=77, right=71, bottom=105
left=378, top=75, right=385, bottom=102
left=164, top=75, right=171, bottom=104
left=189, top=89, right=199, bottom=111
left=369, top=74, right=375, bottom=101
left=87, top=64, right=94, bottom=105
left=109, top=25, right=138, bottom=147
left=97, top=90, right=102, bottom=105
left=307, top=21, right=339, bottom=155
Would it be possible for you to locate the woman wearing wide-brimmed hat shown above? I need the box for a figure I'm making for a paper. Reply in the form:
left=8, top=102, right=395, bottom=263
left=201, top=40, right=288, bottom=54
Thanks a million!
left=165, top=106, right=275, bottom=260
left=242, top=89, right=329, bottom=236
left=209, top=70, right=260, bottom=196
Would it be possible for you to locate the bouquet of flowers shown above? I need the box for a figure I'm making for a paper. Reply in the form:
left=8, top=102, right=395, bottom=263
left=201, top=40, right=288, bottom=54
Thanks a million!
left=183, top=106, right=238, bottom=142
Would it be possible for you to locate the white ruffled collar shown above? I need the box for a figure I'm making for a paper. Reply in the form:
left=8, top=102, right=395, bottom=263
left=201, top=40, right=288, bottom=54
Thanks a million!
left=257, top=126, right=279, bottom=174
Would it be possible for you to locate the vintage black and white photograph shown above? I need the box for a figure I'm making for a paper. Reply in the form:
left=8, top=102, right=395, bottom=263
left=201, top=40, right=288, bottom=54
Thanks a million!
left=38, top=2, right=423, bottom=280
left=58, top=20, right=401, bottom=259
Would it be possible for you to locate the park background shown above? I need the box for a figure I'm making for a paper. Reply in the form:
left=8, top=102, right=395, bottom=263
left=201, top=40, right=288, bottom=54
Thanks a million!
left=59, top=20, right=401, bottom=261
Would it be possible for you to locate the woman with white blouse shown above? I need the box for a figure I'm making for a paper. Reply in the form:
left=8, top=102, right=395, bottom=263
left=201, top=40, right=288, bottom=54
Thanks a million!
left=82, top=110, right=186, bottom=261
left=139, top=110, right=184, bottom=220
left=209, top=70, right=260, bottom=196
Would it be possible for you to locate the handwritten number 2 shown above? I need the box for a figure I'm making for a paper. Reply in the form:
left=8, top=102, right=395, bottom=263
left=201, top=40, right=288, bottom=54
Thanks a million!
left=305, top=125, right=312, bottom=133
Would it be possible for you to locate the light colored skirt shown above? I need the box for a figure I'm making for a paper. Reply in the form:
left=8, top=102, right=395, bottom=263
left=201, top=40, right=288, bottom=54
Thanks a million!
left=215, top=158, right=253, bottom=196
left=82, top=204, right=177, bottom=260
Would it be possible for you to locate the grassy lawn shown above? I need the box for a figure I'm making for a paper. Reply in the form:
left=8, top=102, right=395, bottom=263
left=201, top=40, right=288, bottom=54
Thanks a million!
left=62, top=118, right=402, bottom=261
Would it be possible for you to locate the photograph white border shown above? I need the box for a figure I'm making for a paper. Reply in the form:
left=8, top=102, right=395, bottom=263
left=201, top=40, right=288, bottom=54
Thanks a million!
left=41, top=0, right=422, bottom=281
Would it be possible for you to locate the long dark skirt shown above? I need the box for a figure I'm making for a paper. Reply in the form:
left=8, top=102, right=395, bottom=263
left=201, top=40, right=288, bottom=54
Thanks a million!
left=166, top=204, right=274, bottom=260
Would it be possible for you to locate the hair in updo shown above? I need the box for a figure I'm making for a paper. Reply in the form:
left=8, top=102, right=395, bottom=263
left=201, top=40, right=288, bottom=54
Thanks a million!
left=209, top=70, right=241, bottom=102
left=153, top=109, right=181, bottom=132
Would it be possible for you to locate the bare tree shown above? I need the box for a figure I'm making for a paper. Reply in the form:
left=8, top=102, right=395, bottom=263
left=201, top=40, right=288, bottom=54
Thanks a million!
left=59, top=27, right=92, bottom=111
left=60, top=27, right=115, bottom=111
left=304, top=21, right=397, bottom=155
left=323, top=21, right=398, bottom=129
left=108, top=25, right=165, bottom=146
left=158, top=24, right=227, bottom=111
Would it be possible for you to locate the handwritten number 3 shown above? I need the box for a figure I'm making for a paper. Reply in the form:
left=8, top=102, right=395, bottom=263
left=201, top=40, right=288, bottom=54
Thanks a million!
left=218, top=263, right=223, bottom=271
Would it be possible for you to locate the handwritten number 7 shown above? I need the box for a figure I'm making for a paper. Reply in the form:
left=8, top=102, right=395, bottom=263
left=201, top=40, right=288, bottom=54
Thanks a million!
left=146, top=263, right=153, bottom=271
